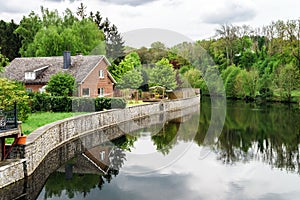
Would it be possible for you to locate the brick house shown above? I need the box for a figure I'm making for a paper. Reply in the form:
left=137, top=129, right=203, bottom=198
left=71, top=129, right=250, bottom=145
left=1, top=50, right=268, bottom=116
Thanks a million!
left=4, top=52, right=116, bottom=97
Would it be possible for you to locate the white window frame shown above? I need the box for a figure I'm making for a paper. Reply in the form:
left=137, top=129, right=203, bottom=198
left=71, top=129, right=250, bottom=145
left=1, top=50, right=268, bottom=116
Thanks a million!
left=98, top=88, right=104, bottom=97
left=25, top=72, right=36, bottom=80
left=82, top=88, right=90, bottom=97
left=99, top=70, right=104, bottom=78
left=26, top=88, right=33, bottom=93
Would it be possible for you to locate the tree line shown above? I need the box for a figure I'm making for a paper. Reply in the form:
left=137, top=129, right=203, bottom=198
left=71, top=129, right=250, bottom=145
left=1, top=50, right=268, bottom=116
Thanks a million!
left=0, top=3, right=125, bottom=67
left=1, top=5, right=300, bottom=102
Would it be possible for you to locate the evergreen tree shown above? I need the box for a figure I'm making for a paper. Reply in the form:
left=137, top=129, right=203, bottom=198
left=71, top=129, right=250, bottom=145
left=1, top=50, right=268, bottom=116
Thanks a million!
left=106, top=24, right=125, bottom=63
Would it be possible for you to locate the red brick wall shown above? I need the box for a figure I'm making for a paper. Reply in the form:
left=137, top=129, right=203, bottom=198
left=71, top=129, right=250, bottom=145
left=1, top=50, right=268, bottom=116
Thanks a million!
left=79, top=60, right=114, bottom=98
left=25, top=84, right=45, bottom=92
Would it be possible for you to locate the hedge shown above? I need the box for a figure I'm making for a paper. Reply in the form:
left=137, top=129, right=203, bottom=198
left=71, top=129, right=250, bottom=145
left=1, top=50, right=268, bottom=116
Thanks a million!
left=29, top=93, right=126, bottom=112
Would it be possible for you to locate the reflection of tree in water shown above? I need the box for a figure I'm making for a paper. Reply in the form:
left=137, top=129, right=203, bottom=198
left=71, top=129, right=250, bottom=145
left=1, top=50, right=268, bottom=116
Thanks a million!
left=43, top=135, right=135, bottom=199
left=198, top=97, right=300, bottom=174
left=151, top=122, right=179, bottom=155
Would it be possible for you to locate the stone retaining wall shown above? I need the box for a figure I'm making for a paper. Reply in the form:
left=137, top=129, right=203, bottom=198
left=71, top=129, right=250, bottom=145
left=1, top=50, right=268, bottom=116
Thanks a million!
left=0, top=159, right=26, bottom=189
left=0, top=96, right=200, bottom=189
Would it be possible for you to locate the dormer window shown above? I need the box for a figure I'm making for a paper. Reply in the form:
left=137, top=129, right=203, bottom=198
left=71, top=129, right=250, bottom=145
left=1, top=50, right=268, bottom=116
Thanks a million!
left=99, top=70, right=104, bottom=78
left=25, top=72, right=36, bottom=80
left=24, top=65, right=49, bottom=81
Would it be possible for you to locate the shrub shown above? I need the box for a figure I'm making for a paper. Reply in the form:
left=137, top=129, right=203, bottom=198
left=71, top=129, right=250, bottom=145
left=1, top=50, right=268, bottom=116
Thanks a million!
left=29, top=93, right=126, bottom=112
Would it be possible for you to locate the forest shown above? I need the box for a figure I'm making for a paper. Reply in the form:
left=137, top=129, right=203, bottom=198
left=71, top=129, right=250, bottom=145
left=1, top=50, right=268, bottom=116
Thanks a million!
left=0, top=3, right=300, bottom=103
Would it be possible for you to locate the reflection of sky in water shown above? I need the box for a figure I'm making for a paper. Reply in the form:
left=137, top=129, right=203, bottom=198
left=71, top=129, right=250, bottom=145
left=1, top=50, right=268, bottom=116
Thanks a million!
left=38, top=140, right=300, bottom=200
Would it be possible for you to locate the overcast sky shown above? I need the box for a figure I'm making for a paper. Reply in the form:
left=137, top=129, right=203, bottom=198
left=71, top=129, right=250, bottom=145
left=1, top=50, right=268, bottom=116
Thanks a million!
left=1, top=0, right=299, bottom=43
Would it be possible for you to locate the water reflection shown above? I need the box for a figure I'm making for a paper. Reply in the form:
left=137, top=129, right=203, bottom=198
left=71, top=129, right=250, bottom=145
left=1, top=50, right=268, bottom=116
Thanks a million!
left=42, top=137, right=129, bottom=199
left=2, top=98, right=300, bottom=199
left=39, top=98, right=300, bottom=199
left=198, top=97, right=300, bottom=174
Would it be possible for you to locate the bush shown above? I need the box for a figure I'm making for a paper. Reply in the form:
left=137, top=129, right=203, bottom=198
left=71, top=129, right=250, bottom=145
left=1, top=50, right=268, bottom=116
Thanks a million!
left=72, top=98, right=95, bottom=112
left=29, top=93, right=126, bottom=112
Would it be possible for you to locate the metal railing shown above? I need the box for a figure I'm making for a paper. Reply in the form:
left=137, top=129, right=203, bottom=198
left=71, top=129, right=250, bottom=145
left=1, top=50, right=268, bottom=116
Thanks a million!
left=0, top=103, right=18, bottom=132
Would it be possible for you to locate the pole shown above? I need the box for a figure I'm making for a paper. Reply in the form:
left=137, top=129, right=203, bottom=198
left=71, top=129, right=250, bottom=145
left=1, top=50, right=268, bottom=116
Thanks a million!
left=14, top=101, right=17, bottom=128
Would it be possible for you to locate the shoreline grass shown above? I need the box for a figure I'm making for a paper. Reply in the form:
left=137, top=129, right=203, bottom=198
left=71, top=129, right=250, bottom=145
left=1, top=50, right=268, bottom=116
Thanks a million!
left=22, top=112, right=87, bottom=135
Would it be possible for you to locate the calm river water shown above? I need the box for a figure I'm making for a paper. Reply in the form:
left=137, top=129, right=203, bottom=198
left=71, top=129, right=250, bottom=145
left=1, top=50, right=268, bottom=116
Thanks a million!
left=36, top=97, right=300, bottom=200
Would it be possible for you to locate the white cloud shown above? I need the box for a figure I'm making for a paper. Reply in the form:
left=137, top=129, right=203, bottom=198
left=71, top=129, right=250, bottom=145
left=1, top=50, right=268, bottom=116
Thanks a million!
left=0, top=0, right=300, bottom=41
left=200, top=0, right=257, bottom=24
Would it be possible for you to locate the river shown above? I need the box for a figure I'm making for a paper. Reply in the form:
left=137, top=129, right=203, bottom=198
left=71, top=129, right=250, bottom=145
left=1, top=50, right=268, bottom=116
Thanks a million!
left=4, top=97, right=300, bottom=200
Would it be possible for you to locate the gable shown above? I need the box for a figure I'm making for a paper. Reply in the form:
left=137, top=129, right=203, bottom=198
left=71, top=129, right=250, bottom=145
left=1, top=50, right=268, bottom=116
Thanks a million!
left=4, top=55, right=109, bottom=84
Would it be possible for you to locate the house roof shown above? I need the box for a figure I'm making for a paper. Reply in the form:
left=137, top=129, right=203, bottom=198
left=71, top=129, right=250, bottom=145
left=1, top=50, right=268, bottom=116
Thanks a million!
left=5, top=55, right=116, bottom=84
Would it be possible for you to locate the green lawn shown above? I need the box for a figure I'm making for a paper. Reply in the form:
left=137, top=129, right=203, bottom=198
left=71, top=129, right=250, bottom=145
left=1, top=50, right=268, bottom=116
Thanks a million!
left=126, top=100, right=149, bottom=107
left=22, top=112, right=86, bottom=135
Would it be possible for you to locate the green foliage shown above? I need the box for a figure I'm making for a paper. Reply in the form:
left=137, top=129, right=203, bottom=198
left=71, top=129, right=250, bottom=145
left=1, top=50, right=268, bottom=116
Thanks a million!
left=0, top=78, right=30, bottom=121
left=223, top=65, right=241, bottom=98
left=149, top=58, right=177, bottom=90
left=25, top=19, right=104, bottom=57
left=117, top=69, right=143, bottom=89
left=235, top=69, right=259, bottom=99
left=258, top=74, right=273, bottom=99
left=0, top=20, right=21, bottom=61
left=14, top=11, right=43, bottom=56
left=46, top=72, right=75, bottom=96
left=22, top=112, right=84, bottom=134
left=278, top=64, right=300, bottom=101
left=183, top=68, right=204, bottom=88
left=110, top=52, right=142, bottom=81
left=29, top=92, right=126, bottom=113
left=0, top=49, right=9, bottom=70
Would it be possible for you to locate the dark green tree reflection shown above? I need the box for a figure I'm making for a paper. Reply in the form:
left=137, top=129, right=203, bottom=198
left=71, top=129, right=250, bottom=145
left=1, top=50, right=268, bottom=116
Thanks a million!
left=198, top=97, right=300, bottom=174
left=43, top=135, right=134, bottom=199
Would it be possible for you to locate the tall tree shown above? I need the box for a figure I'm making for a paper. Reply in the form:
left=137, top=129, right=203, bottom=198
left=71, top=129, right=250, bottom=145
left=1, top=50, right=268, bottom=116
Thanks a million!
left=278, top=64, right=300, bottom=101
left=110, top=52, right=141, bottom=81
left=149, top=58, right=177, bottom=90
left=106, top=24, right=125, bottom=63
left=14, top=11, right=42, bottom=56
left=76, top=3, right=87, bottom=20
left=0, top=20, right=21, bottom=61
left=0, top=48, right=10, bottom=70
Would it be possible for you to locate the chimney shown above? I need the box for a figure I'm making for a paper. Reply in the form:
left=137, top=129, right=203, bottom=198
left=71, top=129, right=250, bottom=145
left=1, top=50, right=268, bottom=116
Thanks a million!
left=63, top=51, right=71, bottom=69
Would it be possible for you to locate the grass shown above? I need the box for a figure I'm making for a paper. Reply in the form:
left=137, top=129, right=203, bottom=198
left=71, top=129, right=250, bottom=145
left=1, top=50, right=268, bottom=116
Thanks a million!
left=22, top=112, right=86, bottom=135
left=126, top=100, right=148, bottom=107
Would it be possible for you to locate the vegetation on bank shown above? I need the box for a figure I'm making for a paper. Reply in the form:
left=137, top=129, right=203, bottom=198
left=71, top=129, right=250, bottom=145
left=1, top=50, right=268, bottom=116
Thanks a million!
left=22, top=112, right=86, bottom=135
left=1, top=3, right=300, bottom=108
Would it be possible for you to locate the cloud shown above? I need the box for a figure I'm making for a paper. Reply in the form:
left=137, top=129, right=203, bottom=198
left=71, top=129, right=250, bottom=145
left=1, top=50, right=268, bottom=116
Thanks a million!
left=100, top=0, right=159, bottom=6
left=0, top=1, right=33, bottom=13
left=201, top=0, right=256, bottom=24
left=45, top=0, right=78, bottom=2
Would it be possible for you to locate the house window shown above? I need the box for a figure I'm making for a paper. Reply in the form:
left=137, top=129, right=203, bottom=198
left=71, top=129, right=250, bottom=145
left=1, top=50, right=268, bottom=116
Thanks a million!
left=98, top=88, right=104, bottom=97
left=26, top=88, right=33, bottom=93
left=25, top=72, right=36, bottom=80
left=99, top=70, right=104, bottom=78
left=82, top=88, right=90, bottom=97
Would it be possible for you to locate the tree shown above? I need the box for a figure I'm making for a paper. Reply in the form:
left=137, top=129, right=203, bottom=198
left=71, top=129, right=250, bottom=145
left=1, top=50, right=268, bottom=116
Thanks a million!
left=0, top=49, right=9, bottom=71
left=14, top=11, right=42, bottom=56
left=0, top=78, right=30, bottom=121
left=117, top=69, right=143, bottom=90
left=0, top=20, right=21, bottom=61
left=183, top=68, right=204, bottom=88
left=76, top=3, right=87, bottom=20
left=222, top=65, right=241, bottom=98
left=235, top=69, right=259, bottom=99
left=46, top=72, right=75, bottom=96
left=149, top=58, right=177, bottom=90
left=278, top=64, right=300, bottom=101
left=25, top=19, right=104, bottom=57
left=106, top=24, right=125, bottom=63
left=109, top=52, right=142, bottom=81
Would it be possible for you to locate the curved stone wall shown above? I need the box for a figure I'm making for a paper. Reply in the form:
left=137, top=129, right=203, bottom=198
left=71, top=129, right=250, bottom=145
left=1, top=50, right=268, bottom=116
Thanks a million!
left=0, top=96, right=200, bottom=188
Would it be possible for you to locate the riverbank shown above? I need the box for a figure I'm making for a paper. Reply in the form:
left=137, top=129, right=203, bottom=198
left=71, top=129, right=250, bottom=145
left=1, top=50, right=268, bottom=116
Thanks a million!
left=0, top=96, right=200, bottom=189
